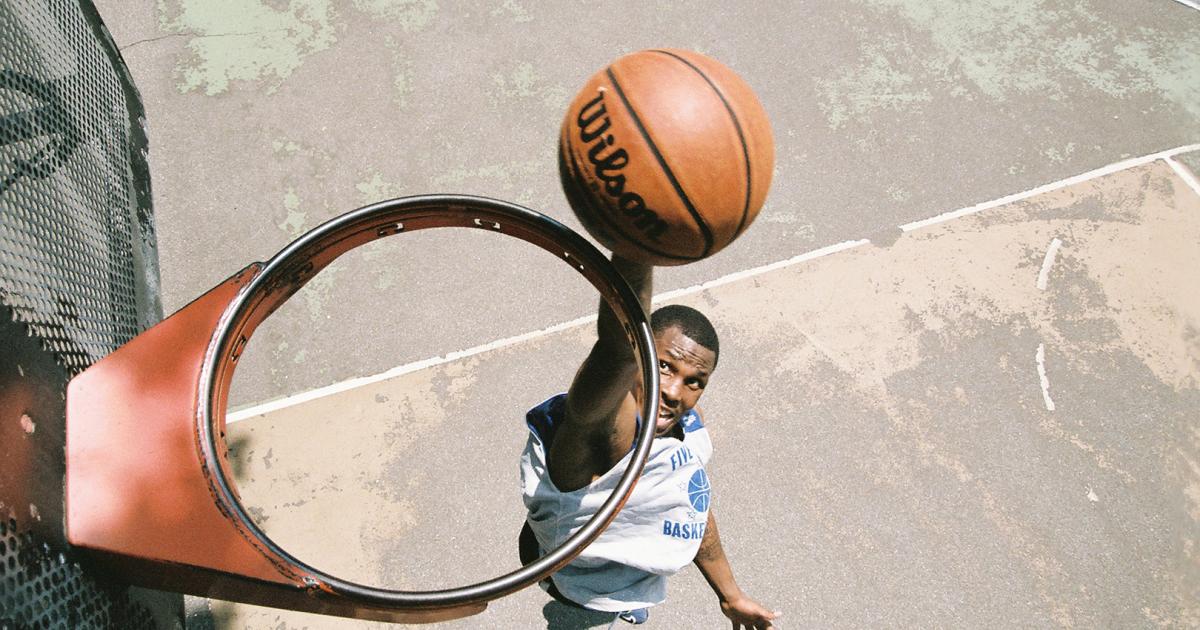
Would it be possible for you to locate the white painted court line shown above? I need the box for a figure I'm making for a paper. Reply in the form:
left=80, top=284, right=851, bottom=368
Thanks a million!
left=228, top=143, right=1200, bottom=423
left=653, top=239, right=869, bottom=303
left=901, top=144, right=1200, bottom=232
left=1036, top=343, right=1055, bottom=412
left=227, top=240, right=870, bottom=422
left=1036, top=238, right=1063, bottom=291
left=229, top=242, right=868, bottom=422
left=228, top=313, right=598, bottom=421
left=1165, top=155, right=1200, bottom=199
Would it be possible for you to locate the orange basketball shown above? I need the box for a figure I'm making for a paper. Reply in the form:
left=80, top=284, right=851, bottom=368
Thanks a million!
left=558, top=48, right=774, bottom=266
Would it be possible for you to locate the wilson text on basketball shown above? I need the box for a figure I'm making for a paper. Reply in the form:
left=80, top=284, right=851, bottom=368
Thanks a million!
left=575, top=92, right=669, bottom=242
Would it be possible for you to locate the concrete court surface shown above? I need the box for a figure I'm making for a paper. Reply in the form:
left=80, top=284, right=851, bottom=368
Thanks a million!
left=82, top=0, right=1200, bottom=628
left=214, top=158, right=1200, bottom=630
left=90, top=0, right=1200, bottom=408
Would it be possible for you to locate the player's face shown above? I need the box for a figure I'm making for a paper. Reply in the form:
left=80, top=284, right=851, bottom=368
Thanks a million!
left=649, top=326, right=716, bottom=436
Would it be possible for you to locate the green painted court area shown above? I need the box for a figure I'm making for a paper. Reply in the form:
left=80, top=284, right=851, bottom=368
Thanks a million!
left=91, top=1, right=1199, bottom=627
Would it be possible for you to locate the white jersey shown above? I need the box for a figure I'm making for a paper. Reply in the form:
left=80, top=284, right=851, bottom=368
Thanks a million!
left=520, top=393, right=713, bottom=612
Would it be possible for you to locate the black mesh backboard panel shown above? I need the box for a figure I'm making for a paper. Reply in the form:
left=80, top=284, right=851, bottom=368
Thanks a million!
left=1, top=0, right=179, bottom=628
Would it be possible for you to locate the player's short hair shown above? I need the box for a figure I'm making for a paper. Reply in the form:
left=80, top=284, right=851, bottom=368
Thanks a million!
left=651, top=304, right=719, bottom=367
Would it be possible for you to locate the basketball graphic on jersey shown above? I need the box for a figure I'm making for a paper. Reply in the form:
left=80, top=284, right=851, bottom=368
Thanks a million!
left=688, top=469, right=711, bottom=512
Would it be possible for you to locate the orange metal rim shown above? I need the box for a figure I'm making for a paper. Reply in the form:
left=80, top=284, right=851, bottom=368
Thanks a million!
left=194, top=194, right=660, bottom=609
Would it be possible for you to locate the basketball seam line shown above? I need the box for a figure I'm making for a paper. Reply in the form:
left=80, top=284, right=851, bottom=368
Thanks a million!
left=650, top=49, right=755, bottom=240
left=564, top=127, right=700, bottom=262
left=604, top=66, right=715, bottom=258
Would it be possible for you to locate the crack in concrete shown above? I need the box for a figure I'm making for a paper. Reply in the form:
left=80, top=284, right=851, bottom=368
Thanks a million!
left=120, top=29, right=289, bottom=51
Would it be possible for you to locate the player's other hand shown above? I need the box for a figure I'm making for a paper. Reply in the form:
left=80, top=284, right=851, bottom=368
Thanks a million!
left=720, top=593, right=780, bottom=629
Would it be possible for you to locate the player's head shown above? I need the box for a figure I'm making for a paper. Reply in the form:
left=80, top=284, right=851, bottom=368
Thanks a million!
left=652, top=304, right=719, bottom=366
left=648, top=305, right=719, bottom=436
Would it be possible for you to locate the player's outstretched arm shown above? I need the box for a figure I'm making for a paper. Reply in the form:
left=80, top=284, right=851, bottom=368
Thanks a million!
left=695, top=510, right=780, bottom=629
left=548, top=254, right=652, bottom=491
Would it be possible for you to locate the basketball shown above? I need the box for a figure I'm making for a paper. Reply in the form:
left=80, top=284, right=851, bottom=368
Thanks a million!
left=558, top=48, right=774, bottom=266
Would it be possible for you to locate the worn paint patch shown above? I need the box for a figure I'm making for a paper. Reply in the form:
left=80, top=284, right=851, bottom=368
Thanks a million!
left=1176, top=151, right=1200, bottom=184
left=1113, top=33, right=1200, bottom=120
left=215, top=154, right=1198, bottom=626
left=1184, top=425, right=1200, bottom=523
left=865, top=0, right=1200, bottom=118
left=815, top=41, right=933, bottom=130
left=224, top=389, right=420, bottom=586
left=352, top=0, right=437, bottom=31
left=491, top=0, right=534, bottom=22
left=1043, top=143, right=1077, bottom=165
left=690, top=160, right=1196, bottom=625
left=355, top=169, right=400, bottom=203
left=431, top=158, right=548, bottom=205
left=488, top=61, right=571, bottom=109
left=298, top=263, right=340, bottom=321
left=277, top=187, right=306, bottom=238
left=762, top=211, right=816, bottom=242
left=886, top=185, right=911, bottom=202
left=383, top=36, right=415, bottom=109
left=1068, top=164, right=1200, bottom=391
left=717, top=162, right=1194, bottom=487
left=159, top=0, right=337, bottom=95
left=430, top=359, right=478, bottom=406
left=271, top=139, right=303, bottom=154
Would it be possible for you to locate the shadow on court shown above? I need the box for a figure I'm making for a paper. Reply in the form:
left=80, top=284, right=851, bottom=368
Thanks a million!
left=541, top=601, right=617, bottom=630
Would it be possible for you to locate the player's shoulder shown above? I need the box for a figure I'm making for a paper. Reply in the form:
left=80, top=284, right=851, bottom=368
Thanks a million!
left=681, top=406, right=714, bottom=463
left=681, top=405, right=706, bottom=434
left=525, top=393, right=568, bottom=443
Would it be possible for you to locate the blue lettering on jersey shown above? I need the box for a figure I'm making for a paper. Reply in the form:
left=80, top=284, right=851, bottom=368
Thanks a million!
left=662, top=519, right=707, bottom=540
left=670, top=445, right=694, bottom=471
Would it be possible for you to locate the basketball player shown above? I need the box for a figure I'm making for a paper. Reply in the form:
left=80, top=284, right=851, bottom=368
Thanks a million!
left=520, top=254, right=778, bottom=628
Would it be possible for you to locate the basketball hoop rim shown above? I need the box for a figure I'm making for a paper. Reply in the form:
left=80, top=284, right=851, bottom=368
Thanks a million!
left=197, top=194, right=660, bottom=609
